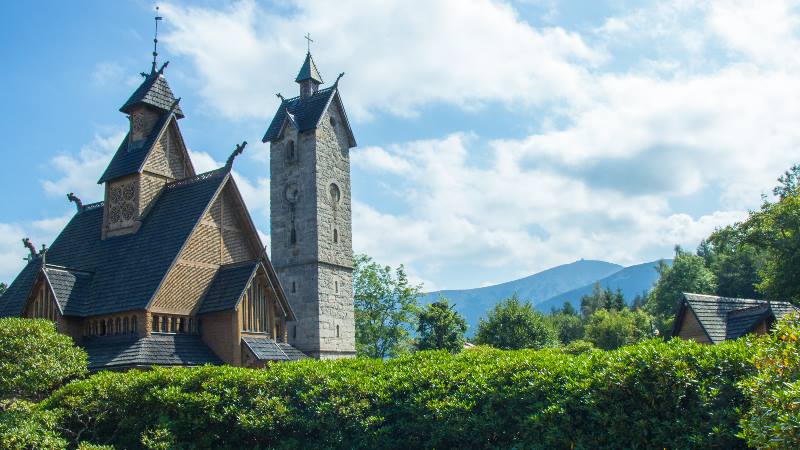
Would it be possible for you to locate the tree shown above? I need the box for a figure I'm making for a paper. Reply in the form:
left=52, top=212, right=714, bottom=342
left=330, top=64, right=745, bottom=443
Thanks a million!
left=583, top=308, right=654, bottom=350
left=547, top=312, right=584, bottom=344
left=700, top=226, right=765, bottom=299
left=415, top=297, right=467, bottom=353
left=560, top=301, right=577, bottom=316
left=580, top=283, right=624, bottom=318
left=475, top=295, right=557, bottom=350
left=353, top=254, right=421, bottom=358
left=0, top=318, right=87, bottom=401
left=741, top=186, right=800, bottom=303
left=631, top=291, right=648, bottom=310
left=646, top=247, right=716, bottom=333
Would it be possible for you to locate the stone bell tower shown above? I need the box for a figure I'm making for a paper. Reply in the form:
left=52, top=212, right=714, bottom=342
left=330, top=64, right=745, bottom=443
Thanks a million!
left=262, top=51, right=357, bottom=359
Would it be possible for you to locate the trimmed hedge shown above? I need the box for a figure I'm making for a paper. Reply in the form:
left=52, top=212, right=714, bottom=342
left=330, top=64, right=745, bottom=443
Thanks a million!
left=39, top=338, right=756, bottom=449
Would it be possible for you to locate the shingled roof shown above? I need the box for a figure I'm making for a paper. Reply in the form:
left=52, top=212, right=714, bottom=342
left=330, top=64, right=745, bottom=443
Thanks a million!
left=0, top=170, right=229, bottom=317
left=83, top=333, right=221, bottom=370
left=44, top=266, right=93, bottom=316
left=0, top=260, right=41, bottom=318
left=295, top=52, right=323, bottom=83
left=676, top=293, right=799, bottom=343
left=197, top=260, right=260, bottom=314
left=98, top=105, right=193, bottom=184
left=262, top=86, right=356, bottom=148
left=242, top=336, right=307, bottom=361
left=120, top=71, right=184, bottom=118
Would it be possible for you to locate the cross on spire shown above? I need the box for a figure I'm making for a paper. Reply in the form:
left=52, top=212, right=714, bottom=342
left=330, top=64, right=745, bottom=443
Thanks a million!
left=304, top=32, right=313, bottom=53
left=152, top=6, right=164, bottom=73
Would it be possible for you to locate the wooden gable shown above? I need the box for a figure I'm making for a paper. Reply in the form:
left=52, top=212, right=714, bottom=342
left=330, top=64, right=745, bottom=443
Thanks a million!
left=150, top=176, right=264, bottom=315
left=142, top=118, right=194, bottom=180
left=24, top=272, right=60, bottom=322
left=675, top=304, right=712, bottom=344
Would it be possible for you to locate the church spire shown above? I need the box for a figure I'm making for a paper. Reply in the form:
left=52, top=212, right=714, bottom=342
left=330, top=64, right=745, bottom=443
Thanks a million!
left=296, top=35, right=323, bottom=99
left=151, top=6, right=163, bottom=74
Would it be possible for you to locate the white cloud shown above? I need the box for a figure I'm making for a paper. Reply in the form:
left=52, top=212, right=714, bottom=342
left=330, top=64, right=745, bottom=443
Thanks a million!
left=41, top=131, right=125, bottom=203
left=160, top=0, right=603, bottom=120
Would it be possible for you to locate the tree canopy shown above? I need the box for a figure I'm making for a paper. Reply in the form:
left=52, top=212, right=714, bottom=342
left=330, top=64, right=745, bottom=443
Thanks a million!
left=0, top=318, right=87, bottom=402
left=415, top=297, right=467, bottom=353
left=583, top=308, right=654, bottom=350
left=353, top=254, right=421, bottom=358
left=475, top=295, right=557, bottom=350
left=646, top=247, right=716, bottom=333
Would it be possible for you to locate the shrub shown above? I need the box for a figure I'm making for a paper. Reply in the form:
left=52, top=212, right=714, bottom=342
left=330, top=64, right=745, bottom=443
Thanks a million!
left=0, top=318, right=87, bottom=401
left=41, top=338, right=756, bottom=449
left=475, top=295, right=558, bottom=350
left=0, top=400, right=68, bottom=449
left=584, top=308, right=654, bottom=350
left=562, top=339, right=595, bottom=354
left=740, top=312, right=800, bottom=449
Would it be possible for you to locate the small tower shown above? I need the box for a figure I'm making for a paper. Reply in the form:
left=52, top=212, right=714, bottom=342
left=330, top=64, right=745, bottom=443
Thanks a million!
left=97, top=12, right=194, bottom=239
left=263, top=49, right=357, bottom=359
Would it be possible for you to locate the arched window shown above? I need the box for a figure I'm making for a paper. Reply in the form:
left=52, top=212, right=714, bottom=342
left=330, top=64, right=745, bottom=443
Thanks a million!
left=100, top=320, right=106, bottom=336
left=115, top=318, right=121, bottom=334
left=123, top=317, right=129, bottom=333
left=171, top=317, right=177, bottom=334
left=286, top=140, right=296, bottom=162
left=131, top=316, right=138, bottom=334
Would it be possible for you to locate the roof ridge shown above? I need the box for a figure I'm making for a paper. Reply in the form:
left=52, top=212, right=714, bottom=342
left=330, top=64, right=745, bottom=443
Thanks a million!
left=82, top=201, right=104, bottom=211
left=44, top=264, right=94, bottom=276
left=727, top=303, right=769, bottom=316
left=165, top=168, right=226, bottom=189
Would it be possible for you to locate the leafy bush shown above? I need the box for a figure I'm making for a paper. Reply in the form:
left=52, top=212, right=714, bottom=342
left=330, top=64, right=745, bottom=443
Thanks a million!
left=0, top=400, right=68, bottom=449
left=0, top=318, right=87, bottom=401
left=584, top=308, right=654, bottom=350
left=562, top=339, right=596, bottom=354
left=740, top=312, right=800, bottom=449
left=475, top=295, right=558, bottom=350
left=40, top=338, right=756, bottom=449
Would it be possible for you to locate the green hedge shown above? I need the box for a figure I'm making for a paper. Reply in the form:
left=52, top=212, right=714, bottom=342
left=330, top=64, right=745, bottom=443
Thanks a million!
left=37, top=337, right=756, bottom=449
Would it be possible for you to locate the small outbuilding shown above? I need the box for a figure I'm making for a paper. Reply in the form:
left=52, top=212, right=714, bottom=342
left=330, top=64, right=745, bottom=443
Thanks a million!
left=671, top=293, right=799, bottom=344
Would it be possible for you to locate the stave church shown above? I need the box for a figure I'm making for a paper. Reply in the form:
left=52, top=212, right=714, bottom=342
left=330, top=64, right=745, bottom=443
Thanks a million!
left=0, top=37, right=357, bottom=369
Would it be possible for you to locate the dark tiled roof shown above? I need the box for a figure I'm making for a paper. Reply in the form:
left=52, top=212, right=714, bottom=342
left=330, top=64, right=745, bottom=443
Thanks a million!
left=44, top=266, right=93, bottom=316
left=98, top=108, right=178, bottom=183
left=726, top=304, right=770, bottom=340
left=197, top=260, right=259, bottom=314
left=262, top=86, right=337, bottom=142
left=295, top=52, right=323, bottom=83
left=82, top=333, right=221, bottom=370
left=682, top=293, right=799, bottom=343
left=0, top=260, right=41, bottom=317
left=242, top=336, right=307, bottom=361
left=38, top=169, right=228, bottom=316
left=120, top=72, right=184, bottom=118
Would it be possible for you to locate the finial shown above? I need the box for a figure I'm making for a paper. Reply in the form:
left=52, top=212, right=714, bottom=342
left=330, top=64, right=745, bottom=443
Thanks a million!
left=40, top=244, right=47, bottom=265
left=304, top=32, right=314, bottom=53
left=334, top=72, right=345, bottom=86
left=152, top=6, right=163, bottom=74
left=225, top=141, right=248, bottom=170
left=157, top=61, right=169, bottom=75
left=22, top=238, right=38, bottom=261
left=67, top=193, right=83, bottom=212
left=276, top=93, right=285, bottom=102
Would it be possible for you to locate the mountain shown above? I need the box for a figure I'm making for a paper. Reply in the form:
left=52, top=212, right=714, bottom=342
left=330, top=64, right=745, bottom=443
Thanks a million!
left=534, top=259, right=671, bottom=313
left=422, top=260, right=623, bottom=333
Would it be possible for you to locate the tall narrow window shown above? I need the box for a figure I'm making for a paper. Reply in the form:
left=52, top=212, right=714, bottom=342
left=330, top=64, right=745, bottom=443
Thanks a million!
left=131, top=316, right=138, bottom=334
left=335, top=281, right=338, bottom=293
left=290, top=227, right=297, bottom=245
left=286, top=140, right=296, bottom=162
left=291, top=281, right=296, bottom=293
left=333, top=228, right=338, bottom=243
left=123, top=317, right=129, bottom=334
left=152, top=315, right=159, bottom=332
left=336, top=325, right=340, bottom=338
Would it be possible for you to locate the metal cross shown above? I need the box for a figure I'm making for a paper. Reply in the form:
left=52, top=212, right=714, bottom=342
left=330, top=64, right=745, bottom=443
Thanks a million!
left=304, top=32, right=313, bottom=53
left=152, top=6, right=164, bottom=72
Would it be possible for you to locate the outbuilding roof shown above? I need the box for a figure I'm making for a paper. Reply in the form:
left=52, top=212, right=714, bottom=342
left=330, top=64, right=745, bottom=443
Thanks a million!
left=242, top=336, right=307, bottom=361
left=675, top=293, right=799, bottom=343
left=120, top=71, right=184, bottom=118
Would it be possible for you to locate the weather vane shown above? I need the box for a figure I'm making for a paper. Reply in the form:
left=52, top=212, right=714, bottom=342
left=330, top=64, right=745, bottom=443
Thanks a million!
left=152, top=6, right=163, bottom=73
left=304, top=32, right=313, bottom=53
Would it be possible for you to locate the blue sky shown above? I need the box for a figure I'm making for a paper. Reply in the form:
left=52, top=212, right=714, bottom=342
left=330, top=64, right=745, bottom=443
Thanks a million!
left=2, top=0, right=800, bottom=292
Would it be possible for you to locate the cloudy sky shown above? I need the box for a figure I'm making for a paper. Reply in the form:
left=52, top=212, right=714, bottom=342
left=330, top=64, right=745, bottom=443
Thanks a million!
left=1, top=0, right=799, bottom=291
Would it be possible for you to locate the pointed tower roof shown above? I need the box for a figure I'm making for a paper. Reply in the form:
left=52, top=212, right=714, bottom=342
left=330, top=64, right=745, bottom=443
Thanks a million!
left=295, top=52, right=323, bottom=84
left=119, top=63, right=185, bottom=118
